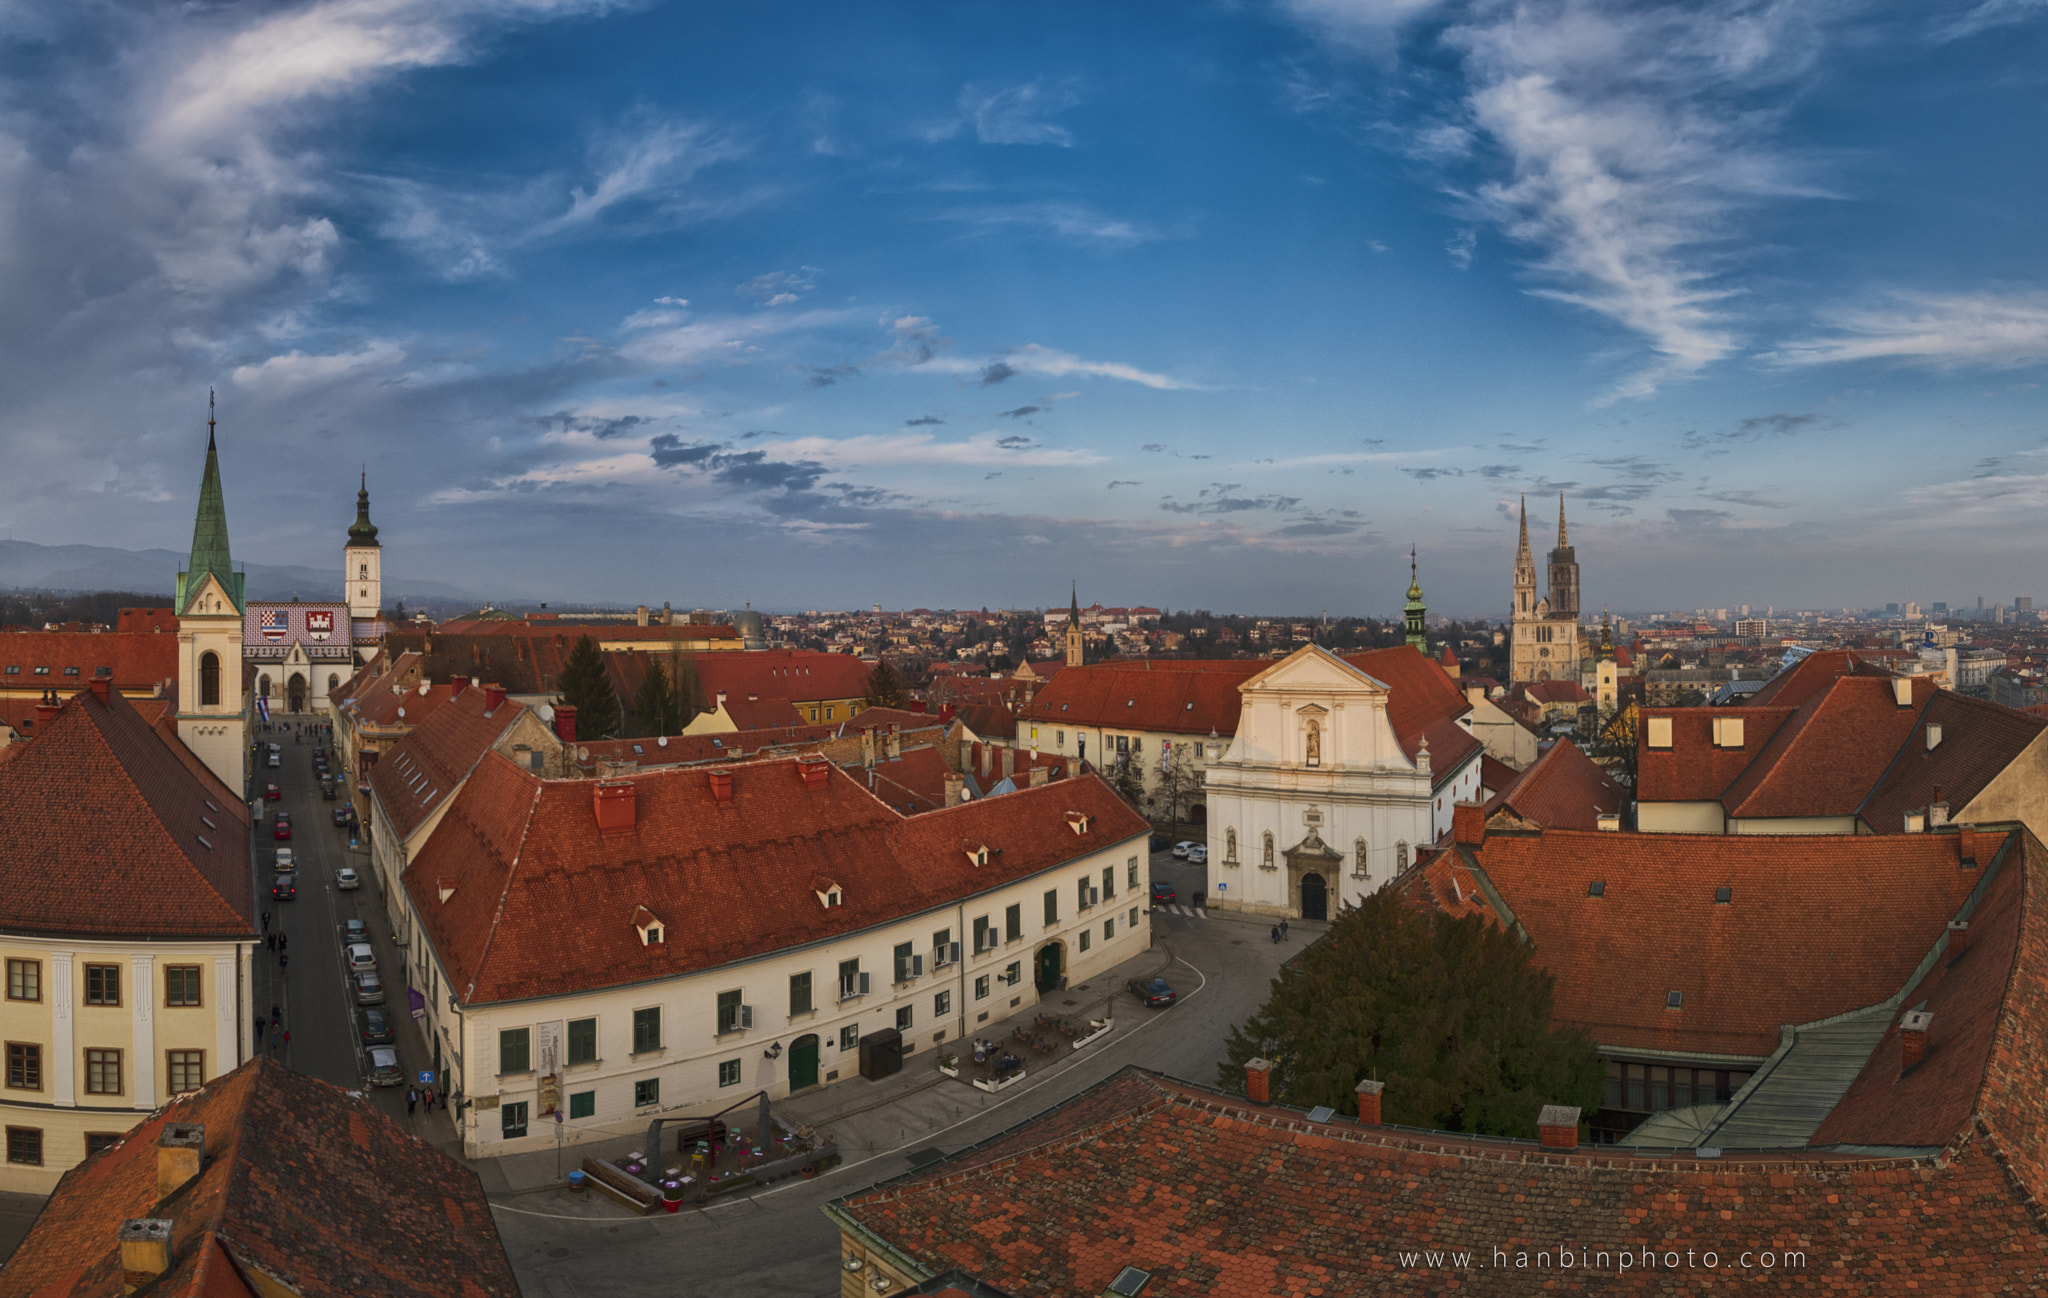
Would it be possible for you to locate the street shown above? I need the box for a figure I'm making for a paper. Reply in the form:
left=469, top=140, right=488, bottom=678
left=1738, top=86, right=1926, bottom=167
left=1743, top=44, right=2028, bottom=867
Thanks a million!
left=488, top=838, right=1311, bottom=1298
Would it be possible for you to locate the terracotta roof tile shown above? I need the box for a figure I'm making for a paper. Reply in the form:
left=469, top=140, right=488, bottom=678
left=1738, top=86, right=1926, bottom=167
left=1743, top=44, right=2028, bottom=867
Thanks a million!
left=1636, top=705, right=1798, bottom=802
left=0, top=630, right=179, bottom=693
left=1720, top=677, right=1928, bottom=819
left=1018, top=659, right=1262, bottom=736
left=1483, top=738, right=1623, bottom=830
left=1859, top=692, right=2047, bottom=834
left=368, top=685, right=529, bottom=842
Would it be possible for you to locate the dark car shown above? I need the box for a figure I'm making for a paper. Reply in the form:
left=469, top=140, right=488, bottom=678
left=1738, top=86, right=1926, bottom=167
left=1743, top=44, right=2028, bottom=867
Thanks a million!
left=332, top=807, right=351, bottom=827
left=340, top=918, right=369, bottom=946
left=359, top=1006, right=394, bottom=1045
left=1127, top=976, right=1178, bottom=1008
left=1149, top=835, right=1170, bottom=852
left=272, top=874, right=297, bottom=901
left=1150, top=880, right=1176, bottom=906
left=321, top=783, right=338, bottom=801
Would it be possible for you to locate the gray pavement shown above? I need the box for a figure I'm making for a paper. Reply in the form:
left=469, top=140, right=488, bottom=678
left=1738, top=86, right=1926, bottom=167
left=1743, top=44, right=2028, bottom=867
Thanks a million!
left=486, top=839, right=1319, bottom=1298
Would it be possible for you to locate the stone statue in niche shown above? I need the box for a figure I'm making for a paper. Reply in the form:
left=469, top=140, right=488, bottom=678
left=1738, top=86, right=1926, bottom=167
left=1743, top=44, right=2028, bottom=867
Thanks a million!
left=1225, top=828, right=1238, bottom=863
left=1304, top=719, right=1321, bottom=767
left=1262, top=831, right=1275, bottom=869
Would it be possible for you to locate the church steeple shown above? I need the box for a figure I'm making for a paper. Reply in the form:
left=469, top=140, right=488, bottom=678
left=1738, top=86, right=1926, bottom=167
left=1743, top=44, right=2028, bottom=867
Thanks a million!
left=347, top=472, right=380, bottom=547
left=1513, top=494, right=1537, bottom=616
left=1065, top=583, right=1085, bottom=668
left=176, top=391, right=244, bottom=617
left=1404, top=547, right=1427, bottom=651
left=1557, top=491, right=1569, bottom=550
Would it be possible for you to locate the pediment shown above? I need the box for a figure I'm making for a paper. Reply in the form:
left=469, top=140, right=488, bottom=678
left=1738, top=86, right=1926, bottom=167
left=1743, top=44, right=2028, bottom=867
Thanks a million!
left=1240, top=644, right=1388, bottom=697
left=181, top=573, right=239, bottom=618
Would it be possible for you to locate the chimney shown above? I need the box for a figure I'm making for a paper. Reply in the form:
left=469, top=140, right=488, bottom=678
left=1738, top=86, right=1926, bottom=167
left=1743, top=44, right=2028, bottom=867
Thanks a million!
left=1893, top=677, right=1913, bottom=707
left=1596, top=813, right=1622, bottom=832
left=862, top=727, right=876, bottom=768
left=1355, top=1078, right=1384, bottom=1126
left=1001, top=746, right=1015, bottom=779
left=1926, top=723, right=1944, bottom=751
left=1537, top=1104, right=1581, bottom=1150
left=944, top=773, right=964, bottom=808
left=798, top=755, right=830, bottom=788
left=34, top=692, right=58, bottom=730
left=1029, top=765, right=1049, bottom=788
left=119, top=1219, right=174, bottom=1294
left=636, top=604, right=648, bottom=627
left=1900, top=1009, right=1933, bottom=1071
left=90, top=666, right=112, bottom=703
left=1451, top=801, right=1486, bottom=847
left=450, top=677, right=467, bottom=698
left=157, top=1123, right=204, bottom=1198
left=1244, top=1057, right=1274, bottom=1105
left=715, top=690, right=728, bottom=711
left=554, top=704, right=578, bottom=744
left=1946, top=919, right=1970, bottom=964
left=708, top=769, right=734, bottom=806
left=592, top=782, right=636, bottom=834
left=1929, top=800, right=1950, bottom=828
left=887, top=723, right=901, bottom=760
left=980, top=743, right=993, bottom=779
left=1904, top=809, right=1926, bottom=834
left=483, top=683, right=506, bottom=712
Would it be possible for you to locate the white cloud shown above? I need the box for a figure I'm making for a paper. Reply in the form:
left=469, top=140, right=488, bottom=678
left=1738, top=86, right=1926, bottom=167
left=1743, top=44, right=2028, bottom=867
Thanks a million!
left=1936, top=0, right=2048, bottom=42
left=760, top=431, right=1106, bottom=469
left=529, top=117, right=740, bottom=238
left=616, top=303, right=862, bottom=366
left=230, top=340, right=408, bottom=393
left=926, top=78, right=1081, bottom=146
left=1766, top=292, right=2048, bottom=368
left=991, top=343, right=1197, bottom=390
left=935, top=201, right=1159, bottom=247
left=1446, top=226, right=1476, bottom=269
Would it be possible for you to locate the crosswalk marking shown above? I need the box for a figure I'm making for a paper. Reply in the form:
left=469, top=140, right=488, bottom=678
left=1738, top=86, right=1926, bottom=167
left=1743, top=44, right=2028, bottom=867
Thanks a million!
left=1162, top=904, right=1208, bottom=920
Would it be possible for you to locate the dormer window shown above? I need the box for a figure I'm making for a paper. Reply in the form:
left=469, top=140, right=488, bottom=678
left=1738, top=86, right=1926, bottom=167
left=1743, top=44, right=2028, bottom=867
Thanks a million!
left=632, top=905, right=665, bottom=945
left=965, top=845, right=990, bottom=867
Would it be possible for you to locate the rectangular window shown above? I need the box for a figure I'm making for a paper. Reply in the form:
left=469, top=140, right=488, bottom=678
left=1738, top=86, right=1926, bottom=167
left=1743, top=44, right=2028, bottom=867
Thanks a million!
left=1079, top=929, right=1092, bottom=954
left=838, top=958, right=864, bottom=1000
left=1078, top=877, right=1091, bottom=910
left=6, top=960, right=39, bottom=1002
left=1104, top=917, right=1115, bottom=941
left=6, top=1043, right=39, bottom=1090
left=1044, top=890, right=1058, bottom=926
left=633, top=1007, right=663, bottom=1052
left=5, top=1127, right=40, bottom=1166
left=165, top=966, right=201, bottom=1008
left=1004, top=903, right=1022, bottom=942
left=566, top=1018, right=597, bottom=1066
left=972, top=915, right=992, bottom=953
left=718, top=1059, right=741, bottom=1087
left=1129, top=906, right=1139, bottom=929
left=790, top=971, right=813, bottom=1017
left=893, top=941, right=915, bottom=983
left=825, top=706, right=836, bottom=721
left=1603, top=1060, right=1624, bottom=1110
left=569, top=1090, right=595, bottom=1120
left=499, top=1028, right=531, bottom=1075
left=84, top=1049, right=120, bottom=1095
left=635, top=1078, right=660, bottom=1108
left=934, top=990, right=951, bottom=1017
left=974, top=974, right=990, bottom=1001
left=85, top=1133, right=121, bottom=1156
left=715, top=992, right=746, bottom=1035
left=896, top=1005, right=913, bottom=1032
left=166, top=1050, right=204, bottom=1094
left=84, top=964, right=120, bottom=1007
left=1103, top=866, right=1116, bottom=899
left=839, top=1023, right=859, bottom=1051
left=502, top=1101, right=529, bottom=1139
left=1005, top=961, right=1021, bottom=987
left=1056, top=729, right=1065, bottom=747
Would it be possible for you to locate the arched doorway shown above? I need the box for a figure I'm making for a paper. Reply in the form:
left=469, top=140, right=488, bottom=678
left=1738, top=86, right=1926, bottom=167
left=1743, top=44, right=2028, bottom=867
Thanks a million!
left=788, top=1034, right=820, bottom=1092
left=1301, top=872, right=1329, bottom=922
left=287, top=673, right=307, bottom=713
left=1035, top=941, right=1064, bottom=993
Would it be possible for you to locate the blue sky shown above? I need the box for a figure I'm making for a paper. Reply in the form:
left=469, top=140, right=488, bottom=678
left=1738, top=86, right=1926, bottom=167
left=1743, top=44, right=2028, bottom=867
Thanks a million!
left=1, top=0, right=2045, bottom=616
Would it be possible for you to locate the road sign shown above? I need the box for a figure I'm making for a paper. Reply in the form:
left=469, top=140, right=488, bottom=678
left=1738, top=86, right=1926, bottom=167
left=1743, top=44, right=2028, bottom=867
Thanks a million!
left=555, top=1110, right=564, bottom=1124
left=417, top=1070, right=434, bottom=1084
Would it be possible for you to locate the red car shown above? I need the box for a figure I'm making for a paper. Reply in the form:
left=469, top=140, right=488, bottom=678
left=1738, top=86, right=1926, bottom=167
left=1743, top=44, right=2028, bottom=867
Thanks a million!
left=265, top=782, right=282, bottom=801
left=273, top=818, right=292, bottom=841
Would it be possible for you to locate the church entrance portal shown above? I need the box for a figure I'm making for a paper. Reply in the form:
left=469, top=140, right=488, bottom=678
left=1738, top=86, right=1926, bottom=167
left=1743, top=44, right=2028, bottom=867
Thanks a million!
left=287, top=673, right=307, bottom=713
left=1300, top=873, right=1329, bottom=922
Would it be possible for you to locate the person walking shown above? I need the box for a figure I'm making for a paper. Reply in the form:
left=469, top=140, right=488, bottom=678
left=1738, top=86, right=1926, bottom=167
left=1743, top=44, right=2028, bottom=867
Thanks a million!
left=261, top=909, right=270, bottom=933
left=271, top=1004, right=281, bottom=1028
left=407, top=1087, right=418, bottom=1117
left=278, top=934, right=288, bottom=955
left=282, top=1028, right=291, bottom=1051
left=266, top=933, right=275, bottom=954
left=254, top=1017, right=265, bottom=1047
left=424, top=1086, right=437, bottom=1114
left=1270, top=925, right=1281, bottom=944
left=279, top=952, right=289, bottom=974
left=1280, top=919, right=1290, bottom=940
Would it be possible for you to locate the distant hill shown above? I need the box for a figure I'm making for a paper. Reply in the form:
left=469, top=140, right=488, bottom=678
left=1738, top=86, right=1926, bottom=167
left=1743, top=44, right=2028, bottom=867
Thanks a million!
left=0, top=539, right=476, bottom=603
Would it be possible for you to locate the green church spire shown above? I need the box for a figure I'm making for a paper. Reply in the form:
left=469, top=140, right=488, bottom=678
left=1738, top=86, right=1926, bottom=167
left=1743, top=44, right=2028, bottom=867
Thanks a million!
left=176, top=391, right=245, bottom=616
left=1404, top=546, right=1427, bottom=650
left=348, top=471, right=380, bottom=547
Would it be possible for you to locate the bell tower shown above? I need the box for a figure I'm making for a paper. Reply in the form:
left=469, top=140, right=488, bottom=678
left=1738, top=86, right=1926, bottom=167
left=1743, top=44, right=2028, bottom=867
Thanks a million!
left=1065, top=584, right=1085, bottom=668
left=1547, top=493, right=1580, bottom=622
left=1404, top=548, right=1427, bottom=651
left=174, top=393, right=247, bottom=792
left=345, top=472, right=381, bottom=627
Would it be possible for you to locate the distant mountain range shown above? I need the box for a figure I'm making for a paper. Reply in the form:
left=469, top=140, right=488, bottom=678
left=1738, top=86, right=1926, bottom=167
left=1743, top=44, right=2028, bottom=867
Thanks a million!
left=0, top=539, right=477, bottom=603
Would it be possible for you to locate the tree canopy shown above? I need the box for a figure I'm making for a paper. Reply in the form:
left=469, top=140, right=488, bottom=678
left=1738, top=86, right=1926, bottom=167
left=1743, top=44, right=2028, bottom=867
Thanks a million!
left=630, top=657, right=683, bottom=737
left=1216, top=888, right=1602, bottom=1138
left=863, top=657, right=908, bottom=710
left=556, top=634, right=621, bottom=740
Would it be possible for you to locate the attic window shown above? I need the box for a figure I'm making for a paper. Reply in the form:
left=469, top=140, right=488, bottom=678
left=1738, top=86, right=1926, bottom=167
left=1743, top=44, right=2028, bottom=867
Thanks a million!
left=201, top=816, right=216, bottom=831
left=1185, top=702, right=1194, bottom=710
left=63, top=667, right=78, bottom=676
left=816, top=886, right=843, bottom=908
left=1588, top=881, right=1605, bottom=898
left=204, top=800, right=219, bottom=813
left=33, top=667, right=47, bottom=675
left=196, top=836, right=213, bottom=850
left=632, top=744, right=644, bottom=754
left=1667, top=991, right=1683, bottom=1008
left=1646, top=716, right=1673, bottom=749
left=1714, top=886, right=1732, bottom=904
left=2, top=666, right=14, bottom=674
left=633, top=906, right=665, bottom=945
left=1107, top=1267, right=1153, bottom=1297
left=1126, top=699, right=1134, bottom=707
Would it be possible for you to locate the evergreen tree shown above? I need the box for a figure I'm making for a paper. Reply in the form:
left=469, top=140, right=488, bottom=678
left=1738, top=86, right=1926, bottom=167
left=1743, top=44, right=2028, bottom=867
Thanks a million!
left=630, top=658, right=682, bottom=736
left=555, top=634, right=621, bottom=739
left=1215, top=888, right=1602, bottom=1138
left=671, top=650, right=710, bottom=728
left=863, top=657, right=908, bottom=710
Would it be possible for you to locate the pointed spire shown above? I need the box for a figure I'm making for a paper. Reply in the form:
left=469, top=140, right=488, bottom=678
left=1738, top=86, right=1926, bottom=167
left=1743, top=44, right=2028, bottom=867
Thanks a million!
left=1069, top=582, right=1080, bottom=626
left=348, top=471, right=380, bottom=547
left=178, top=393, right=242, bottom=616
left=1404, top=546, right=1427, bottom=650
left=1516, top=494, right=1532, bottom=561
left=1558, top=492, right=1569, bottom=549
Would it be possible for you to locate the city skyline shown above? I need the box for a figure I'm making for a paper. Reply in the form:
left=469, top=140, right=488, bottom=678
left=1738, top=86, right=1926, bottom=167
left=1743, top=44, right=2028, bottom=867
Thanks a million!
left=0, top=1, right=2044, bottom=614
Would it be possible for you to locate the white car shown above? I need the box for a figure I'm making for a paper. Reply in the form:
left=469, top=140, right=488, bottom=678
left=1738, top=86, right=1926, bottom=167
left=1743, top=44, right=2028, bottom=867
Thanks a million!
left=345, top=943, right=377, bottom=972
left=1186, top=845, right=1209, bottom=864
left=336, top=866, right=360, bottom=891
left=1172, top=841, right=1199, bottom=859
left=273, top=848, right=294, bottom=873
left=267, top=754, right=281, bottom=768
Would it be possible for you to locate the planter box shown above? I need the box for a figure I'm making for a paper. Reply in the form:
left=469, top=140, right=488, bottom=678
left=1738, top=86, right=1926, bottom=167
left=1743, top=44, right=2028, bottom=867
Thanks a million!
left=938, top=1065, right=959, bottom=1078
left=1072, top=1020, right=1114, bottom=1050
left=973, top=1070, right=1027, bottom=1094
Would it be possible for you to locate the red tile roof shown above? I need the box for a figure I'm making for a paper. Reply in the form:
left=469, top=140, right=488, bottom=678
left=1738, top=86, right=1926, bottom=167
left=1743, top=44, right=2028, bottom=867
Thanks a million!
left=832, top=1062, right=2048, bottom=1296
left=1018, top=658, right=1262, bottom=736
left=1636, top=705, right=1798, bottom=802
left=1721, top=677, right=1929, bottom=819
left=369, top=685, right=531, bottom=842
left=3, top=1057, right=519, bottom=1297
left=385, top=632, right=566, bottom=696
left=0, top=686, right=253, bottom=939
left=694, top=648, right=873, bottom=704
left=351, top=675, right=464, bottom=731
left=1483, top=738, right=1623, bottom=830
left=407, top=757, right=1149, bottom=1005
left=1515, top=678, right=1589, bottom=705
left=1859, top=691, right=2048, bottom=834
left=116, top=607, right=179, bottom=635
left=1747, top=649, right=1895, bottom=707
left=1401, top=826, right=1997, bottom=1057
left=0, top=631, right=179, bottom=694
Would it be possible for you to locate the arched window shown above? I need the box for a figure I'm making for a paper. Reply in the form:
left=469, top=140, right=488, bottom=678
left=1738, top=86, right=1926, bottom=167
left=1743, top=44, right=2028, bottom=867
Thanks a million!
left=328, top=673, right=339, bottom=694
left=1225, top=828, right=1238, bottom=864
left=358, top=562, right=368, bottom=580
left=199, top=652, right=220, bottom=707
left=258, top=675, right=271, bottom=699
left=1354, top=837, right=1369, bottom=879
left=1396, top=840, right=1410, bottom=870
left=1262, top=832, right=1275, bottom=869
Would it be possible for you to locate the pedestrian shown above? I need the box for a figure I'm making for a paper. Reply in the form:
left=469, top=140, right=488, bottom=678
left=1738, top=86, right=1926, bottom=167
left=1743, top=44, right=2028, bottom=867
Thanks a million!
left=266, top=933, right=275, bottom=953
left=1270, top=925, right=1281, bottom=944
left=425, top=1086, right=437, bottom=1113
left=278, top=934, right=288, bottom=954
left=254, top=1017, right=265, bottom=1046
left=1280, top=919, right=1290, bottom=940
left=271, top=1004, right=280, bottom=1027
left=261, top=909, right=270, bottom=933
left=279, top=952, right=289, bottom=973
left=282, top=1028, right=291, bottom=1050
left=407, top=1087, right=418, bottom=1116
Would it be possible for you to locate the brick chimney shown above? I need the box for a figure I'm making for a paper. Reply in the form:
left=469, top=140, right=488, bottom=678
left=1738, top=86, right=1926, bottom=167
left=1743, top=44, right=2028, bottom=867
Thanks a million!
left=1356, top=1078, right=1384, bottom=1126
left=1451, top=800, right=1486, bottom=847
left=1900, top=1009, right=1933, bottom=1071
left=1028, top=765, right=1049, bottom=788
left=34, top=691, right=58, bottom=730
left=798, top=755, right=830, bottom=788
left=90, top=666, right=112, bottom=703
left=1001, top=746, right=1015, bottom=780
left=483, top=682, right=506, bottom=712
left=1947, top=919, right=1970, bottom=964
left=1537, top=1105, right=1580, bottom=1149
left=980, top=743, right=994, bottom=779
left=862, top=727, right=876, bottom=768
left=119, top=1219, right=174, bottom=1294
left=450, top=677, right=468, bottom=698
left=592, top=782, right=636, bottom=834
left=157, top=1124, right=204, bottom=1198
left=708, top=769, right=734, bottom=806
left=1244, top=1058, right=1274, bottom=1105
left=553, top=704, right=578, bottom=744
left=944, top=773, right=964, bottom=808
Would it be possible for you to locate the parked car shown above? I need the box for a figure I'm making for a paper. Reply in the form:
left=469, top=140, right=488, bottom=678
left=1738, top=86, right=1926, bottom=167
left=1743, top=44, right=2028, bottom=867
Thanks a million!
left=272, top=819, right=292, bottom=841
left=1186, top=845, right=1208, bottom=865
left=1171, top=841, right=1197, bottom=859
left=265, top=782, right=282, bottom=801
left=272, top=875, right=296, bottom=901
left=272, top=848, right=294, bottom=873
left=1149, top=835, right=1170, bottom=852
left=340, top=919, right=369, bottom=945
left=345, top=942, right=376, bottom=972
left=267, top=754, right=280, bottom=768
left=1127, top=976, right=1178, bottom=1008
left=332, top=807, right=352, bottom=827
left=359, top=1007, right=394, bottom=1045
left=367, top=1046, right=403, bottom=1087
left=336, top=866, right=360, bottom=891
left=321, top=783, right=338, bottom=801
left=1150, top=880, right=1176, bottom=905
left=352, top=969, right=385, bottom=1005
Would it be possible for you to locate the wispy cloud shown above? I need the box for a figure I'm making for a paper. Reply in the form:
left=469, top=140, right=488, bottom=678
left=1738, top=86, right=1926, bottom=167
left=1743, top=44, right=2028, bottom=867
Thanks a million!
left=1934, top=0, right=2048, bottom=42
left=529, top=115, right=742, bottom=238
left=1767, top=292, right=2048, bottom=368
left=934, top=201, right=1159, bottom=247
left=1445, top=226, right=1476, bottom=270
left=926, top=78, right=1081, bottom=146
left=760, top=430, right=1104, bottom=469
left=1159, top=483, right=1304, bottom=514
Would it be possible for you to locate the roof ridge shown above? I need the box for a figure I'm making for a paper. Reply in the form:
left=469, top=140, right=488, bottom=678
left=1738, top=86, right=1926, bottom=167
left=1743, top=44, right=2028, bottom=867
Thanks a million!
left=462, top=756, right=544, bottom=1005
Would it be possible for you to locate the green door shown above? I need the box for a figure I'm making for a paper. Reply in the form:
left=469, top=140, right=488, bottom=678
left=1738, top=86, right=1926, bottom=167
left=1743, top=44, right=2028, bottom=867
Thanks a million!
left=788, top=1034, right=819, bottom=1092
left=1036, top=943, right=1062, bottom=992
